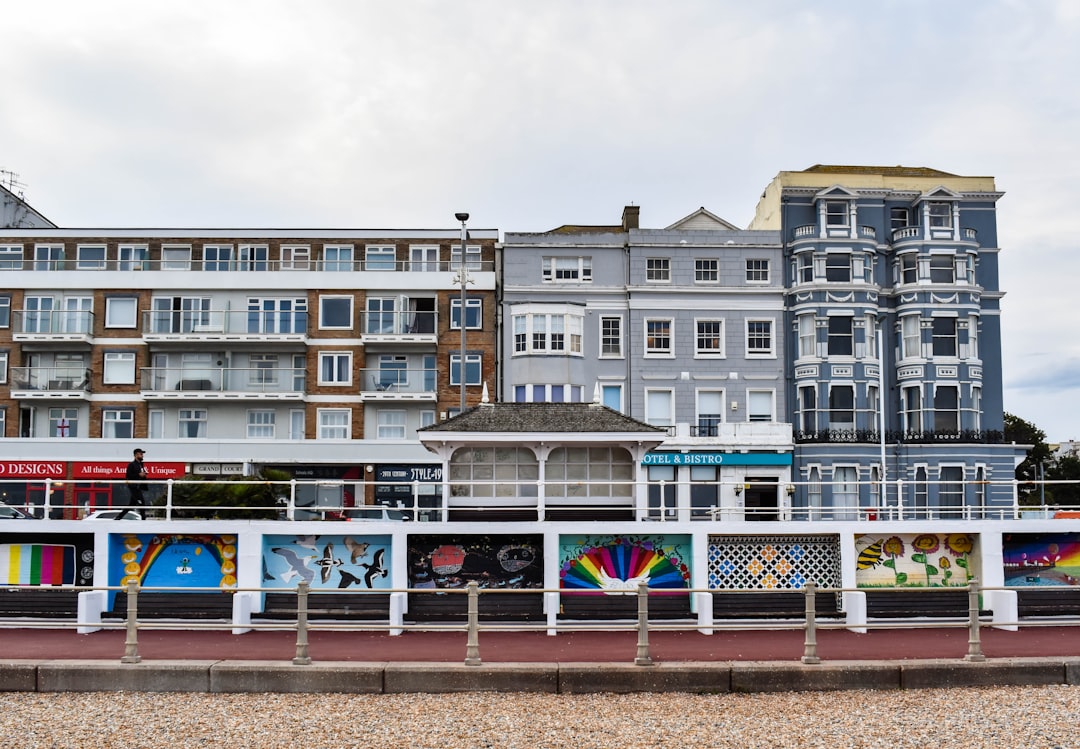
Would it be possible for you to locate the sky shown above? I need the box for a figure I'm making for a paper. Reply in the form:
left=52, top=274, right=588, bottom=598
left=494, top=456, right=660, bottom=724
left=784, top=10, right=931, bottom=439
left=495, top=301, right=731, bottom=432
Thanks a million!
left=2, top=0, right=1078, bottom=441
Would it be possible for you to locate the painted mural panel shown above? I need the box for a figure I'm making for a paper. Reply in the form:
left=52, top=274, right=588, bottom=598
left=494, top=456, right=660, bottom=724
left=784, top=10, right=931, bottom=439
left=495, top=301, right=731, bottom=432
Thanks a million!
left=263, top=534, right=392, bottom=589
left=708, top=535, right=841, bottom=590
left=855, top=533, right=978, bottom=588
left=408, top=535, right=543, bottom=589
left=0, top=533, right=94, bottom=587
left=559, top=534, right=691, bottom=592
left=109, top=533, right=238, bottom=590
left=1002, top=533, right=1080, bottom=587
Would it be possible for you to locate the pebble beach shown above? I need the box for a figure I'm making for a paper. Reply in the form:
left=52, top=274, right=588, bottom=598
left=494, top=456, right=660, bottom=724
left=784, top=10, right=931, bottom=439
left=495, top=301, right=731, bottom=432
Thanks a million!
left=3, top=686, right=1079, bottom=748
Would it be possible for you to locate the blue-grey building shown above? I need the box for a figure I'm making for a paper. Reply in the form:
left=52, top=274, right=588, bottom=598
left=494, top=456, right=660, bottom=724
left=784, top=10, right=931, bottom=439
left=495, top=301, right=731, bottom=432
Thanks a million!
left=749, top=165, right=1024, bottom=519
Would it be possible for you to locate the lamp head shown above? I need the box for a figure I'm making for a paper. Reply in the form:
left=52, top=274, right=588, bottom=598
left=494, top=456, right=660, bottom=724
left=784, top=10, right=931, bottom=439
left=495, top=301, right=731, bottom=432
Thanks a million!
left=455, top=212, right=470, bottom=223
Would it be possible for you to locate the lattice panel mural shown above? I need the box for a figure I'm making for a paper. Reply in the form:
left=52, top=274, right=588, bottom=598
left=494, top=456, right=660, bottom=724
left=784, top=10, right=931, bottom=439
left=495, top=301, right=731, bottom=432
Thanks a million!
left=708, top=535, right=842, bottom=590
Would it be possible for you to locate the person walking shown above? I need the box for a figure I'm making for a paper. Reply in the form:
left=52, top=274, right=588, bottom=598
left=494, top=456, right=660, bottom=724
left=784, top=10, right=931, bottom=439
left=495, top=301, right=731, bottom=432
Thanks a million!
left=118, top=448, right=148, bottom=519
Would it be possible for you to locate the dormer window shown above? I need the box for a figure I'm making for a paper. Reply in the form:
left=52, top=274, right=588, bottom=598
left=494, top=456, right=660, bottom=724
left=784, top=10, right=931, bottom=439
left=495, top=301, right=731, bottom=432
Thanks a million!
left=927, top=202, right=952, bottom=228
left=825, top=201, right=849, bottom=226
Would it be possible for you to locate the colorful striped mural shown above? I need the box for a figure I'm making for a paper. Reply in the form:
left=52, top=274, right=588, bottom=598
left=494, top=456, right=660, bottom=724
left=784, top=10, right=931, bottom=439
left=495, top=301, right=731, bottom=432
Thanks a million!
left=0, top=543, right=77, bottom=586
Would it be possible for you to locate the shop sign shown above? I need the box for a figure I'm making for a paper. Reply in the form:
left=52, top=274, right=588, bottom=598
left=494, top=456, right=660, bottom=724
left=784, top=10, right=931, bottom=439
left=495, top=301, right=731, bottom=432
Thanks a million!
left=72, top=462, right=188, bottom=479
left=193, top=463, right=245, bottom=476
left=641, top=452, right=793, bottom=466
left=0, top=461, right=66, bottom=478
left=375, top=464, right=443, bottom=482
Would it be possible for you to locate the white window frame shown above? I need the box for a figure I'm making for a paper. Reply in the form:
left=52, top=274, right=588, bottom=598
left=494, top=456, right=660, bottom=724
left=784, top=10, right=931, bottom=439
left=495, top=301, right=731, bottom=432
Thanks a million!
left=0, top=245, right=23, bottom=270
left=694, top=318, right=725, bottom=358
left=365, top=245, right=396, bottom=271
left=318, top=351, right=353, bottom=385
left=927, top=201, right=953, bottom=228
left=798, top=313, right=816, bottom=359
left=178, top=408, right=208, bottom=439
left=450, top=298, right=482, bottom=330
left=451, top=244, right=482, bottom=270
left=322, top=244, right=354, bottom=272
left=449, top=353, right=482, bottom=386
left=929, top=253, right=955, bottom=284
left=824, top=201, right=849, bottom=227
left=202, top=244, right=234, bottom=271
left=409, top=244, right=439, bottom=272
left=105, top=297, right=138, bottom=329
left=149, top=409, right=165, bottom=439
left=694, top=258, right=719, bottom=284
left=250, top=353, right=279, bottom=387
left=745, top=318, right=775, bottom=358
left=247, top=409, right=276, bottom=438
left=49, top=407, right=80, bottom=438
left=827, top=315, right=854, bottom=357
left=645, top=257, right=670, bottom=283
left=317, top=408, right=351, bottom=439
left=745, top=258, right=770, bottom=283
left=34, top=244, right=64, bottom=270
left=377, top=409, right=407, bottom=440
left=542, top=256, right=592, bottom=283
left=645, top=388, right=675, bottom=428
left=161, top=245, right=191, bottom=271
left=0, top=296, right=9, bottom=328
left=280, top=244, right=311, bottom=270
left=318, top=295, right=353, bottom=330
left=696, top=389, right=725, bottom=435
left=0, top=351, right=6, bottom=384
left=601, top=384, right=624, bottom=412
left=76, top=244, right=107, bottom=270
left=746, top=389, right=774, bottom=423
left=828, top=383, right=855, bottom=430
left=102, top=408, right=134, bottom=439
left=901, top=315, right=921, bottom=360
left=600, top=316, right=623, bottom=358
left=644, top=318, right=674, bottom=357
left=931, top=316, right=958, bottom=358
left=103, top=351, right=137, bottom=385
left=289, top=409, right=305, bottom=440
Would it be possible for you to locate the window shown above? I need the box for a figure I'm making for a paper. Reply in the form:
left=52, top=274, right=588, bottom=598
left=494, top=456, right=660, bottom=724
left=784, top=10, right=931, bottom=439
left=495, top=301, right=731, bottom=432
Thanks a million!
left=366, top=297, right=398, bottom=334
left=600, top=316, right=623, bottom=358
left=318, top=352, right=352, bottom=385
left=250, top=354, right=279, bottom=387
left=0, top=351, right=7, bottom=384
left=890, top=207, right=909, bottom=232
left=745, top=259, right=769, bottom=283
left=49, top=407, right=79, bottom=438
left=289, top=409, right=305, bottom=440
left=798, top=314, right=816, bottom=358
left=971, top=386, right=982, bottom=432
left=323, top=244, right=353, bottom=272
left=76, top=245, right=107, bottom=270
left=0, top=245, right=23, bottom=270
left=602, top=384, right=623, bottom=412
left=927, top=201, right=952, bottom=228
left=929, top=254, right=954, bottom=283
left=747, top=390, right=773, bottom=422
left=34, top=244, right=64, bottom=270
left=23, top=296, right=55, bottom=333
left=934, top=385, right=959, bottom=433
left=247, top=410, right=275, bottom=438
left=546, top=446, right=633, bottom=500
left=940, top=465, right=964, bottom=518
left=962, top=254, right=976, bottom=285
left=318, top=295, right=353, bottom=329
left=450, top=298, right=482, bottom=329
left=695, top=319, right=724, bottom=357
left=247, top=297, right=307, bottom=334
left=103, top=352, right=136, bottom=384
left=646, top=257, right=670, bottom=282
left=280, top=245, right=310, bottom=270
left=235, top=244, right=268, bottom=271
left=148, top=409, right=164, bottom=439
left=901, top=315, right=921, bottom=359
left=695, top=258, right=718, bottom=283
left=867, top=385, right=880, bottom=433
left=825, top=253, right=851, bottom=282
left=797, top=254, right=813, bottom=283
left=902, top=385, right=923, bottom=433
left=828, top=385, right=854, bottom=430
left=865, top=314, right=878, bottom=358
left=825, top=201, right=848, bottom=226
left=377, top=410, right=407, bottom=439
left=203, top=244, right=234, bottom=271
left=317, top=409, right=351, bottom=439
left=410, top=245, right=439, bottom=271
left=798, top=385, right=817, bottom=434
left=0, top=297, right=9, bottom=328
left=898, top=253, right=917, bottom=284
left=542, top=256, right=591, bottom=282
left=62, top=297, right=92, bottom=334
left=420, top=410, right=436, bottom=428
left=102, top=409, right=134, bottom=439
left=914, top=465, right=929, bottom=517
left=745, top=319, right=774, bottom=357
left=512, top=312, right=583, bottom=355
left=117, top=245, right=147, bottom=271
left=160, top=245, right=191, bottom=271
left=376, top=354, right=408, bottom=389
left=645, top=389, right=674, bottom=428
left=365, top=245, right=396, bottom=271
left=451, top=244, right=482, bottom=270
left=807, top=466, right=822, bottom=518
left=105, top=297, right=138, bottom=328
left=827, top=315, right=853, bottom=356
left=179, top=409, right=208, bottom=438
left=645, top=319, right=673, bottom=356
left=150, top=296, right=211, bottom=333
left=932, top=317, right=957, bottom=357
left=449, top=353, right=481, bottom=385
left=697, top=390, right=724, bottom=436
left=833, top=466, right=858, bottom=514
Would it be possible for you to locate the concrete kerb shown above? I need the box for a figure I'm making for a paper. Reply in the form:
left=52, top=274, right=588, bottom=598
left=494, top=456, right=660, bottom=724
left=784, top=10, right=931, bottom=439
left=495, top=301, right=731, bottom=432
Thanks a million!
left=384, top=662, right=559, bottom=693
left=37, top=660, right=218, bottom=693
left=558, top=662, right=732, bottom=694
left=900, top=657, right=1071, bottom=690
left=210, top=660, right=386, bottom=693
left=730, top=661, right=900, bottom=693
left=0, top=661, right=38, bottom=691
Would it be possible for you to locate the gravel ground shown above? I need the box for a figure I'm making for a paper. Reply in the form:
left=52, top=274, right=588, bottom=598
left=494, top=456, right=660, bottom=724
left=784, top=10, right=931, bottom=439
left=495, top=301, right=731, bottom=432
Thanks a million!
left=2, top=687, right=1079, bottom=748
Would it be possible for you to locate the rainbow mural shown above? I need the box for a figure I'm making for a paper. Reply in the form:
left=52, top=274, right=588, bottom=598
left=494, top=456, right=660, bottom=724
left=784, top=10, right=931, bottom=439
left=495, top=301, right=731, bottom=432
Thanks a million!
left=0, top=543, right=77, bottom=586
left=1002, top=533, right=1080, bottom=587
left=109, top=534, right=238, bottom=591
left=559, top=534, right=691, bottom=593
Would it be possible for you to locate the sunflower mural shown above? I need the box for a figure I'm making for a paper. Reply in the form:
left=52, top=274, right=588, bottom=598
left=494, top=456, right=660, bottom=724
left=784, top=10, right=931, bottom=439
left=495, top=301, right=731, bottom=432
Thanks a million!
left=855, top=533, right=977, bottom=588
left=559, top=534, right=691, bottom=594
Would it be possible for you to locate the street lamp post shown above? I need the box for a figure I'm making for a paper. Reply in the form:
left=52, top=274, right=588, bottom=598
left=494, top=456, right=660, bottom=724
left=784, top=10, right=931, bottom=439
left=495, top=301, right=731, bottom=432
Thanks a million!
left=454, top=212, right=470, bottom=413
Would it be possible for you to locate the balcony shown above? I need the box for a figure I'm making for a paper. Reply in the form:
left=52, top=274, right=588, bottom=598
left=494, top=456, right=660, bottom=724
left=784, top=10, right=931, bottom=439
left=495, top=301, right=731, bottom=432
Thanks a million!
left=140, top=367, right=306, bottom=400
left=359, top=368, right=438, bottom=401
left=890, top=226, right=979, bottom=244
left=795, top=429, right=1007, bottom=444
left=359, top=311, right=438, bottom=345
left=670, top=421, right=794, bottom=447
left=142, top=310, right=308, bottom=343
left=9, top=367, right=91, bottom=399
left=11, top=311, right=94, bottom=342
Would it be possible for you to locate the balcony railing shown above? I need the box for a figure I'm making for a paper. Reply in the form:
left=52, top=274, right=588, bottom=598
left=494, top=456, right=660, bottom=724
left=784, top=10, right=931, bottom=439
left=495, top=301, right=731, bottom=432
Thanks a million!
left=9, top=367, right=91, bottom=393
left=360, top=368, right=438, bottom=396
left=796, top=429, right=1007, bottom=445
left=359, top=311, right=438, bottom=337
left=139, top=367, right=306, bottom=397
left=142, top=310, right=308, bottom=338
left=2, top=258, right=496, bottom=273
left=11, top=310, right=94, bottom=337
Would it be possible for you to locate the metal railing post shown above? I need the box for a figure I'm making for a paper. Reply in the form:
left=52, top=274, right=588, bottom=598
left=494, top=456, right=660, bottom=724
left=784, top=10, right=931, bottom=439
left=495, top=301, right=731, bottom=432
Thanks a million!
left=293, top=581, right=312, bottom=665
left=802, top=581, right=821, bottom=664
left=165, top=478, right=174, bottom=520
left=44, top=478, right=53, bottom=519
left=635, top=582, right=653, bottom=666
left=464, top=581, right=481, bottom=665
left=965, top=578, right=986, bottom=662
left=121, top=579, right=141, bottom=664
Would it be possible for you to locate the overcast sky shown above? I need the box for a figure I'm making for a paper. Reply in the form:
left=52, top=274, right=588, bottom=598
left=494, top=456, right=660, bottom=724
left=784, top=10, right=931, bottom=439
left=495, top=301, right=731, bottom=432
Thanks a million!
left=3, top=0, right=1078, bottom=441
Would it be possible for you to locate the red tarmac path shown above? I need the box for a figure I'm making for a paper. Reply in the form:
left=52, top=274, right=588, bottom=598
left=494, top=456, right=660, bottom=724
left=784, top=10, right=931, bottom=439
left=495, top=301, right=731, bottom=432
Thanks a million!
left=2, top=624, right=1079, bottom=664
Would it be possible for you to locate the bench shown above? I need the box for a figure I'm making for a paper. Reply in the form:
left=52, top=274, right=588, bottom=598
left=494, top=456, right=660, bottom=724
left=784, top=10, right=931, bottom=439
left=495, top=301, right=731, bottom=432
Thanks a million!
left=559, top=591, right=691, bottom=620
left=261, top=592, right=391, bottom=620
left=711, top=591, right=842, bottom=619
left=1017, top=589, right=1080, bottom=617
left=407, top=591, right=544, bottom=622
left=865, top=589, right=986, bottom=618
left=104, top=592, right=234, bottom=620
left=0, top=589, right=79, bottom=618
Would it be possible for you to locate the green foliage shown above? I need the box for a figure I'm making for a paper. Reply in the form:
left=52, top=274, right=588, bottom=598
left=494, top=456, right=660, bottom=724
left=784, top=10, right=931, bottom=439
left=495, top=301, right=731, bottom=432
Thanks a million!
left=169, top=468, right=292, bottom=519
left=1047, top=454, right=1080, bottom=507
left=1004, top=412, right=1052, bottom=505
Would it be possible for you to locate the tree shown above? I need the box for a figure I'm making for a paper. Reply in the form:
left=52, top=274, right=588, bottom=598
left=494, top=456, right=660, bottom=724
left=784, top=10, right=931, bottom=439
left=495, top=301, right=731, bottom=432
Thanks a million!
left=1047, top=454, right=1080, bottom=507
left=169, top=468, right=292, bottom=519
left=1003, top=412, right=1052, bottom=505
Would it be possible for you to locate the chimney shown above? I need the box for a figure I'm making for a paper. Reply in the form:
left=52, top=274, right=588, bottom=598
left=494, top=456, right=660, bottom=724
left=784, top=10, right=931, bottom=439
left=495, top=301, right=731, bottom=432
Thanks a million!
left=621, top=205, right=640, bottom=231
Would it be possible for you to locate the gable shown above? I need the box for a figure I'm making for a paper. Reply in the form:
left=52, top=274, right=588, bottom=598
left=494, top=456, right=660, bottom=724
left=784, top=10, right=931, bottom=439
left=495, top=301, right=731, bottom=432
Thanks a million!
left=666, top=207, right=740, bottom=231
